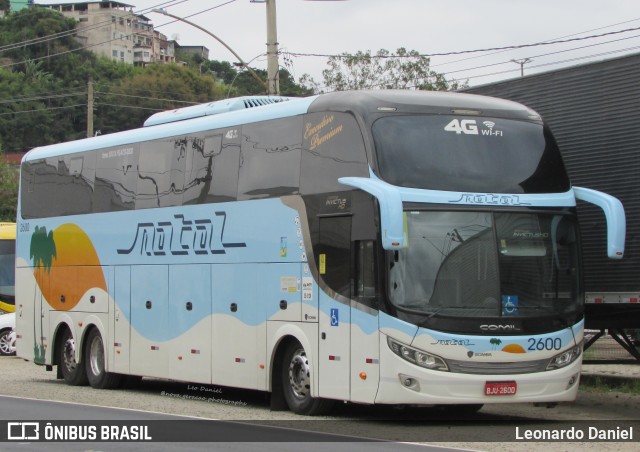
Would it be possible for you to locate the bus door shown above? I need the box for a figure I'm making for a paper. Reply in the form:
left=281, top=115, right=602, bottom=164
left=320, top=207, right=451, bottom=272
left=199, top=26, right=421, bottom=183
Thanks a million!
left=15, top=267, right=39, bottom=361
left=212, top=263, right=266, bottom=390
left=112, top=266, right=130, bottom=374
left=263, top=263, right=302, bottom=323
left=130, top=265, right=169, bottom=378
left=317, top=216, right=351, bottom=401
left=168, top=264, right=212, bottom=384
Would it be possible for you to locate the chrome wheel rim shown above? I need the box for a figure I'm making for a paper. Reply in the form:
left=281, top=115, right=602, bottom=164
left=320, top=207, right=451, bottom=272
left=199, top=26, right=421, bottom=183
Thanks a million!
left=89, top=335, right=104, bottom=377
left=288, top=348, right=310, bottom=399
left=63, top=337, right=78, bottom=373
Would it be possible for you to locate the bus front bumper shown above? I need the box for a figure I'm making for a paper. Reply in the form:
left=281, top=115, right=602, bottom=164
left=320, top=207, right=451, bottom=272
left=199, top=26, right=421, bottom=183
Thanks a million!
left=375, top=340, right=582, bottom=405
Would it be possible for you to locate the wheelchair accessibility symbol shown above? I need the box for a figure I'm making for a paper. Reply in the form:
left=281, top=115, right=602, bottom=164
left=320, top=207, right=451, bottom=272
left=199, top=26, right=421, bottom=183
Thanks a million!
left=502, top=295, right=519, bottom=316
left=330, top=308, right=339, bottom=326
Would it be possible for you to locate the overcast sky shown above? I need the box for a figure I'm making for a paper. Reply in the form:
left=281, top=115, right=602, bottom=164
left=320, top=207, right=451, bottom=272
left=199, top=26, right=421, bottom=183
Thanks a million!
left=67, top=1, right=640, bottom=89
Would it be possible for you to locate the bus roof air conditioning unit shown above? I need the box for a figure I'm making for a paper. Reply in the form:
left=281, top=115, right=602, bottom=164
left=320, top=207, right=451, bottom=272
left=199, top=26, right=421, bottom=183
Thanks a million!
left=143, top=96, right=290, bottom=127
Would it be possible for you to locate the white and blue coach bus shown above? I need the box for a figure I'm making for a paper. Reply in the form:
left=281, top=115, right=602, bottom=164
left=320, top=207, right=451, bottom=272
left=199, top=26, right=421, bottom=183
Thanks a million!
left=15, top=90, right=625, bottom=415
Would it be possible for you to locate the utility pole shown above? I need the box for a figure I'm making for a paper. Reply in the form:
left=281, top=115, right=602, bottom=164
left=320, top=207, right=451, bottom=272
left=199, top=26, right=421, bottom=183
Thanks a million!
left=511, top=58, right=532, bottom=77
left=86, top=77, right=94, bottom=138
left=265, top=0, right=280, bottom=95
left=152, top=9, right=268, bottom=93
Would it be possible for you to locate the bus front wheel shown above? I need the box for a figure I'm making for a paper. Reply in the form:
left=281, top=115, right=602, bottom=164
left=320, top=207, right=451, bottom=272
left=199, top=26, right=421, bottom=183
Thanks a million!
left=281, top=341, right=333, bottom=415
left=59, top=327, right=88, bottom=386
left=85, top=328, right=122, bottom=389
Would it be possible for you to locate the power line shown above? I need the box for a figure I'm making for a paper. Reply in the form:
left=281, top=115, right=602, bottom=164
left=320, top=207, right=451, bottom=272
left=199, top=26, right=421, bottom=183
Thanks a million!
left=0, top=103, right=87, bottom=116
left=0, top=0, right=236, bottom=71
left=429, top=17, right=640, bottom=70
left=94, top=90, right=200, bottom=105
left=286, top=25, right=640, bottom=60
left=447, top=45, right=640, bottom=85
left=0, top=0, right=188, bottom=55
left=438, top=32, right=640, bottom=79
left=96, top=102, right=167, bottom=112
left=0, top=91, right=86, bottom=104
left=0, top=1, right=188, bottom=53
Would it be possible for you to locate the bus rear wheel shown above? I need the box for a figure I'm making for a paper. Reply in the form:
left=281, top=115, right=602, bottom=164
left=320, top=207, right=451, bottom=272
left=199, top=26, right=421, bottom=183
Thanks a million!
left=281, top=341, right=333, bottom=415
left=85, top=328, right=122, bottom=389
left=59, top=327, right=88, bottom=386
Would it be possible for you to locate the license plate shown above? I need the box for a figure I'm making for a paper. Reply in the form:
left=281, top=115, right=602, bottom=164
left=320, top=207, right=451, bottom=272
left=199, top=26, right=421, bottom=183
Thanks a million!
left=484, top=381, right=517, bottom=396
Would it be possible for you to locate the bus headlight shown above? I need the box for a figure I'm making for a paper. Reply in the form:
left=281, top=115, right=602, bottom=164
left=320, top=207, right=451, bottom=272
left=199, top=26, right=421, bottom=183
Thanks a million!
left=547, top=343, right=582, bottom=370
left=387, top=336, right=449, bottom=372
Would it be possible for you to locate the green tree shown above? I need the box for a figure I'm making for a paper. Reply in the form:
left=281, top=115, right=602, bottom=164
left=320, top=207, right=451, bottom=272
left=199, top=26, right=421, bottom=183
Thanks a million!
left=96, top=63, right=227, bottom=132
left=201, top=60, right=313, bottom=97
left=0, top=151, right=18, bottom=221
left=0, top=8, right=96, bottom=150
left=308, top=47, right=466, bottom=93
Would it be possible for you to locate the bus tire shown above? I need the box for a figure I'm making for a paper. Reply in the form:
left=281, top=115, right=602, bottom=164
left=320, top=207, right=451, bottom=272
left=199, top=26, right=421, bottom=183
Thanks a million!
left=281, top=341, right=333, bottom=415
left=59, top=327, right=88, bottom=386
left=85, top=328, right=122, bottom=389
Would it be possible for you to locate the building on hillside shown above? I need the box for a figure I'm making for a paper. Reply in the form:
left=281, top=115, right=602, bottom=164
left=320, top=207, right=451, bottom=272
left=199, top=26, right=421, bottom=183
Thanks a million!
left=36, top=1, right=174, bottom=66
left=10, top=0, right=34, bottom=12
left=1, top=0, right=33, bottom=15
left=154, top=30, right=175, bottom=64
left=173, top=43, right=210, bottom=62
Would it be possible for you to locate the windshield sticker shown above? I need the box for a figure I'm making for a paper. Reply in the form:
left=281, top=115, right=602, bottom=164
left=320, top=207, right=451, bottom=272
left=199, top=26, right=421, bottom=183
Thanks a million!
left=444, top=119, right=504, bottom=137
left=502, top=295, right=520, bottom=316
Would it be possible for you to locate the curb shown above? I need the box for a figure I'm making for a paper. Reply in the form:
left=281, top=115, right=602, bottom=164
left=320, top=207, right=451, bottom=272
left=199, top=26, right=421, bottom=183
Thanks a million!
left=580, top=372, right=639, bottom=388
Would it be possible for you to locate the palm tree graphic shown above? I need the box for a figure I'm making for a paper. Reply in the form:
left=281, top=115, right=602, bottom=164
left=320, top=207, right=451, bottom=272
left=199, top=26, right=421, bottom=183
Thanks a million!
left=30, top=226, right=56, bottom=365
left=490, top=338, right=502, bottom=350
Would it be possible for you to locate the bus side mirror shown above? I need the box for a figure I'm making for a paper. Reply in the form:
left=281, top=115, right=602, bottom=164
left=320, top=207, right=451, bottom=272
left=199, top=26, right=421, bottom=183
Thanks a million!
left=338, top=176, right=404, bottom=250
left=573, top=186, right=625, bottom=259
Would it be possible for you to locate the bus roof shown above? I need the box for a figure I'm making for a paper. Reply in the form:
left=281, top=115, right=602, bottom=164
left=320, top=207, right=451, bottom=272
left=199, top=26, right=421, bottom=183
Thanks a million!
left=23, top=90, right=540, bottom=162
left=143, top=96, right=292, bottom=127
left=23, top=96, right=317, bottom=162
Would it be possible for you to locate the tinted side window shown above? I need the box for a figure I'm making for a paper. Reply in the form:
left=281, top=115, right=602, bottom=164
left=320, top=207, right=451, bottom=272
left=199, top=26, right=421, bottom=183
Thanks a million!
left=20, top=153, right=95, bottom=219
left=318, top=216, right=352, bottom=298
left=183, top=128, right=241, bottom=205
left=238, top=117, right=302, bottom=200
left=136, top=137, right=187, bottom=209
left=301, top=112, right=369, bottom=195
left=94, top=145, right=139, bottom=212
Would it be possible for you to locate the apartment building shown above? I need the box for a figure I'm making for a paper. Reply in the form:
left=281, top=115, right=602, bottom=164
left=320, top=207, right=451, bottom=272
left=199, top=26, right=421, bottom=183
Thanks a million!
left=37, top=1, right=174, bottom=65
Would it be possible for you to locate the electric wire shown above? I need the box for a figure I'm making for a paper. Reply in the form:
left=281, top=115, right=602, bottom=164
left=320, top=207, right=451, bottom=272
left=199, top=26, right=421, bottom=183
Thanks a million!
left=0, top=0, right=188, bottom=54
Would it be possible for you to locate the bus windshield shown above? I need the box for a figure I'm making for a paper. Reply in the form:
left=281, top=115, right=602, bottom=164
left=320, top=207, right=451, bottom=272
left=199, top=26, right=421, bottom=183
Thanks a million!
left=388, top=211, right=580, bottom=325
left=372, top=115, right=570, bottom=194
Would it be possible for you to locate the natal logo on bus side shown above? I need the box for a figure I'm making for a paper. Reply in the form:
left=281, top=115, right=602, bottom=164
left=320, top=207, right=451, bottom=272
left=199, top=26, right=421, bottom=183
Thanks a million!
left=117, top=211, right=246, bottom=257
